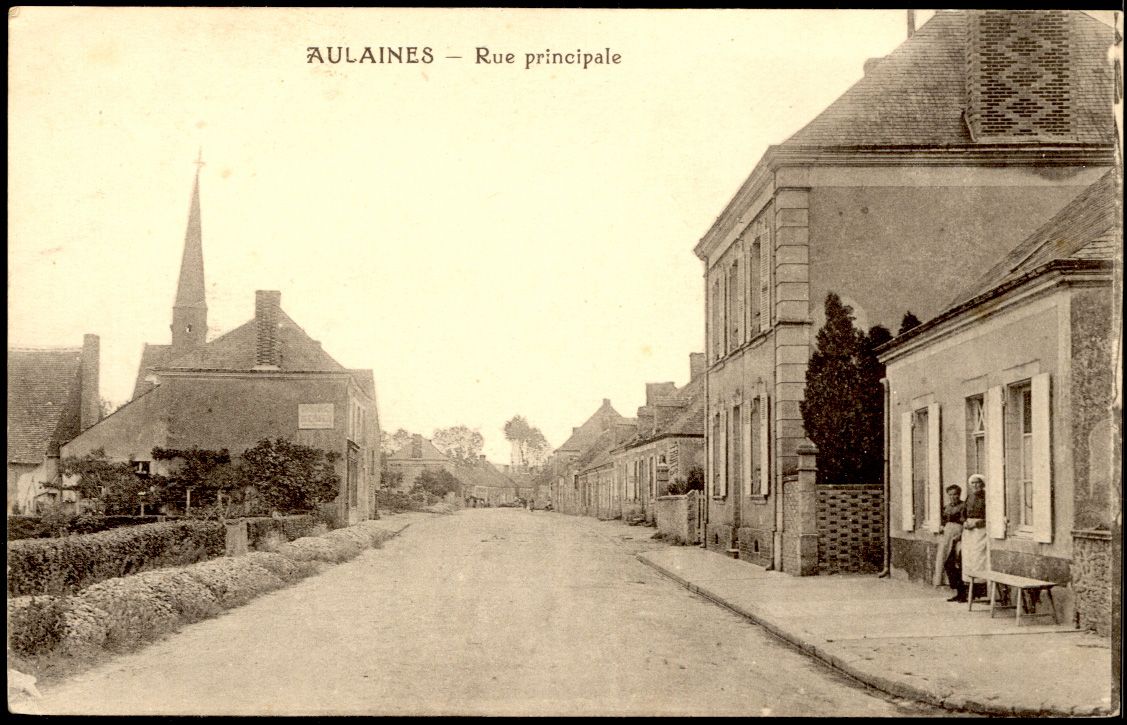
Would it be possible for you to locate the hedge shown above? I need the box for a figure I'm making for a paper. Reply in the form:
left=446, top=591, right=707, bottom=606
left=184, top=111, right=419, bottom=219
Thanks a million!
left=244, top=515, right=325, bottom=551
left=7, top=519, right=396, bottom=660
left=7, top=514, right=170, bottom=541
left=7, top=520, right=225, bottom=597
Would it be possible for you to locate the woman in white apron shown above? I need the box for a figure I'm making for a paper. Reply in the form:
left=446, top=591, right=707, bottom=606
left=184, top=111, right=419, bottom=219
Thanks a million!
left=961, top=474, right=989, bottom=599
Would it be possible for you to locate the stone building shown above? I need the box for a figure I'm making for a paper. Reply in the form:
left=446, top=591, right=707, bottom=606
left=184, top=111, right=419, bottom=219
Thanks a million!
left=386, top=435, right=455, bottom=492
left=550, top=399, right=630, bottom=515
left=62, top=169, right=380, bottom=525
left=694, top=10, right=1117, bottom=571
left=880, top=169, right=1121, bottom=633
left=457, top=456, right=519, bottom=506
left=7, top=335, right=101, bottom=513
left=613, top=354, right=706, bottom=523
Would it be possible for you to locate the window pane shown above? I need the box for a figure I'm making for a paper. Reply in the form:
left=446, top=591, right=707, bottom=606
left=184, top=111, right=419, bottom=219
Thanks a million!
left=1022, top=388, right=1033, bottom=434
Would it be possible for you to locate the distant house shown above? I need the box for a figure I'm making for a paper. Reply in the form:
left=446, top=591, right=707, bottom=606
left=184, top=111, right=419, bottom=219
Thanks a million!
left=695, top=10, right=1117, bottom=570
left=386, top=435, right=455, bottom=492
left=880, top=169, right=1121, bottom=634
left=61, top=170, right=380, bottom=524
left=456, top=456, right=519, bottom=506
left=550, top=399, right=630, bottom=515
left=613, top=354, right=706, bottom=523
left=7, top=335, right=101, bottom=514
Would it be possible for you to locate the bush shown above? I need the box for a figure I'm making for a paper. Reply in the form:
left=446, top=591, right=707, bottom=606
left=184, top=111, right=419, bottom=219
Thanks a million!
left=245, top=514, right=321, bottom=551
left=242, top=551, right=321, bottom=582
left=183, top=558, right=285, bottom=608
left=273, top=535, right=360, bottom=564
left=7, top=595, right=67, bottom=656
left=375, top=490, right=428, bottom=512
left=74, top=577, right=180, bottom=650
left=6, top=514, right=168, bottom=541
left=7, top=520, right=225, bottom=597
left=135, top=569, right=222, bottom=623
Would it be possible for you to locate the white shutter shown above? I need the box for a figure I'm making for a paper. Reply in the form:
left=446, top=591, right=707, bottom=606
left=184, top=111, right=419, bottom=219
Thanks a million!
left=927, top=403, right=942, bottom=533
left=900, top=410, right=914, bottom=531
left=985, top=385, right=1007, bottom=539
left=760, top=230, right=771, bottom=331
left=1031, top=373, right=1053, bottom=543
left=759, top=396, right=770, bottom=496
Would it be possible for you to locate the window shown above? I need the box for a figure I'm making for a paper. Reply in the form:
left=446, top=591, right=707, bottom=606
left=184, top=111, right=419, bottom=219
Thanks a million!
left=730, top=405, right=742, bottom=498
left=1006, top=382, right=1036, bottom=533
left=911, top=408, right=929, bottom=528
left=649, top=456, right=656, bottom=499
left=749, top=239, right=761, bottom=332
left=712, top=279, right=723, bottom=361
left=748, top=400, right=759, bottom=496
left=966, top=395, right=986, bottom=481
left=134, top=461, right=151, bottom=477
left=728, top=260, right=741, bottom=349
left=712, top=412, right=724, bottom=497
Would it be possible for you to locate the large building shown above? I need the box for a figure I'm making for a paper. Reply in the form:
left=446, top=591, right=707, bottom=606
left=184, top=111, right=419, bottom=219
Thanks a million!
left=385, top=435, right=456, bottom=492
left=62, top=168, right=380, bottom=524
left=7, top=335, right=101, bottom=514
left=694, top=10, right=1117, bottom=570
left=880, top=169, right=1121, bottom=633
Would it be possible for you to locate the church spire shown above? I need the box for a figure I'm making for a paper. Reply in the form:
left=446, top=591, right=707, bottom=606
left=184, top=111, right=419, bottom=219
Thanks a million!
left=171, top=153, right=208, bottom=357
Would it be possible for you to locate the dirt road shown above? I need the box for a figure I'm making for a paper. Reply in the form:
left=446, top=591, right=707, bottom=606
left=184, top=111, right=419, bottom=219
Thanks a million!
left=13, top=509, right=936, bottom=716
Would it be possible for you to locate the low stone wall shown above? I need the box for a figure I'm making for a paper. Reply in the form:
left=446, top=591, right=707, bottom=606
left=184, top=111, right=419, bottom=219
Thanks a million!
left=736, top=525, right=774, bottom=568
left=705, top=523, right=733, bottom=554
left=816, top=484, right=884, bottom=574
left=1072, top=529, right=1112, bottom=636
left=655, top=491, right=700, bottom=545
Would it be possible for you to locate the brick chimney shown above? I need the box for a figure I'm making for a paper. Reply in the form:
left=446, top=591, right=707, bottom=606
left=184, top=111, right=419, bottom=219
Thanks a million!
left=689, top=352, right=705, bottom=381
left=613, top=420, right=636, bottom=445
left=253, top=290, right=282, bottom=369
left=636, top=405, right=655, bottom=438
left=80, top=334, right=100, bottom=431
left=965, top=10, right=1076, bottom=143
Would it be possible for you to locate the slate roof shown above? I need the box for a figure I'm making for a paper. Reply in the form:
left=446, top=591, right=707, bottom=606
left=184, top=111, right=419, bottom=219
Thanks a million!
left=783, top=10, right=1115, bottom=149
left=576, top=429, right=618, bottom=474
left=160, top=309, right=345, bottom=372
left=7, top=348, right=83, bottom=464
left=949, top=169, right=1121, bottom=306
left=174, top=172, right=207, bottom=310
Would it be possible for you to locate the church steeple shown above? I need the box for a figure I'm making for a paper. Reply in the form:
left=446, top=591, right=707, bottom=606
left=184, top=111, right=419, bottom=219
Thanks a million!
left=171, top=155, right=208, bottom=357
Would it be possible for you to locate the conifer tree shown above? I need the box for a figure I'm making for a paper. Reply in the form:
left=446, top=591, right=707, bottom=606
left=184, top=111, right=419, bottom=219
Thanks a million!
left=898, top=311, right=922, bottom=336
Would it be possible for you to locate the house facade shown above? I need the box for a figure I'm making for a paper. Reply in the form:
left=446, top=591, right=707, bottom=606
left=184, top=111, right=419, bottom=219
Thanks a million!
left=694, top=10, right=1117, bottom=571
left=386, top=435, right=456, bottom=492
left=880, top=170, right=1121, bottom=634
left=550, top=399, right=629, bottom=515
left=7, top=335, right=101, bottom=514
left=61, top=171, right=380, bottom=524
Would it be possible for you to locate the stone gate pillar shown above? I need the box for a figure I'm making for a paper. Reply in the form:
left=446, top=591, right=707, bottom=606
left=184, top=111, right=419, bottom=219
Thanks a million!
left=795, top=441, right=819, bottom=575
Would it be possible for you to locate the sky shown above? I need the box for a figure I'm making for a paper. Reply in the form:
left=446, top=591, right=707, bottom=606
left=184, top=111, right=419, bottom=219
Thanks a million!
left=9, top=7, right=945, bottom=463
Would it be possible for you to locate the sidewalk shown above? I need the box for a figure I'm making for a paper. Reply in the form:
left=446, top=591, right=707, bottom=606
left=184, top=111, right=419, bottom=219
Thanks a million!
left=638, top=546, right=1115, bottom=716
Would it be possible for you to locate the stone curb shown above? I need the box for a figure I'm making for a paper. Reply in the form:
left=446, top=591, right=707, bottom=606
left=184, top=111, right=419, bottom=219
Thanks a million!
left=636, top=552, right=1110, bottom=718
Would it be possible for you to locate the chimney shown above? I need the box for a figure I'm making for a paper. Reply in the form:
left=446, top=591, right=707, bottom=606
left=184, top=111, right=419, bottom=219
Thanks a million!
left=645, top=382, right=677, bottom=405
left=689, top=352, right=705, bottom=381
left=613, top=420, right=636, bottom=445
left=254, top=290, right=282, bottom=369
left=80, top=334, right=101, bottom=431
left=907, top=9, right=916, bottom=38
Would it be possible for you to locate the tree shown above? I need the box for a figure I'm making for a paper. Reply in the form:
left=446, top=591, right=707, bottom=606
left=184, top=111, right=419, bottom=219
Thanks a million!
left=58, top=448, right=144, bottom=514
left=150, top=446, right=238, bottom=514
left=412, top=469, right=463, bottom=499
left=380, top=428, right=414, bottom=456
left=898, top=311, right=922, bottom=336
left=800, top=293, right=885, bottom=485
left=503, top=415, right=550, bottom=467
left=431, top=425, right=485, bottom=463
left=667, top=465, right=705, bottom=496
left=239, top=438, right=341, bottom=514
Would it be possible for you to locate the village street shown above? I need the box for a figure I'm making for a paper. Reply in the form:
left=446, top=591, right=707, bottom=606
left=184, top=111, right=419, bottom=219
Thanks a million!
left=14, top=509, right=941, bottom=716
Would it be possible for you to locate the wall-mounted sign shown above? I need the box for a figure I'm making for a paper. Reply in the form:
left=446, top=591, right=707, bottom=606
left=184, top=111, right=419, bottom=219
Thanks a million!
left=298, top=403, right=335, bottom=429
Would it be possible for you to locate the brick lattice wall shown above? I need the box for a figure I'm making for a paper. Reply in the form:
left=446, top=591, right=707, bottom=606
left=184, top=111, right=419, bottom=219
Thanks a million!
left=816, top=484, right=884, bottom=574
left=967, top=10, right=1074, bottom=142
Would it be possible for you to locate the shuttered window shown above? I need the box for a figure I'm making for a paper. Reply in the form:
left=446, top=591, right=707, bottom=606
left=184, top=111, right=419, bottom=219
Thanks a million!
left=927, top=402, right=942, bottom=532
left=1031, top=373, right=1053, bottom=542
left=758, top=396, right=770, bottom=496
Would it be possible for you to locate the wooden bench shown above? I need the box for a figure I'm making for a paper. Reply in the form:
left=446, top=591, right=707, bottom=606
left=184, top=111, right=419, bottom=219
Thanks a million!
left=965, top=570, right=1059, bottom=625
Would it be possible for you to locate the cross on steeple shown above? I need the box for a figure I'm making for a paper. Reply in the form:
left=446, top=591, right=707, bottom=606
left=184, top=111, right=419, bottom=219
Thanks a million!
left=194, top=147, right=205, bottom=171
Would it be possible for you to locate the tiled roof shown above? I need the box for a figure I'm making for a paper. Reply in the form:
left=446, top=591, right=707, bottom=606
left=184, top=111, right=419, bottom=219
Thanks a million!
left=7, top=348, right=83, bottom=464
left=556, top=399, right=626, bottom=453
left=388, top=437, right=449, bottom=462
left=131, top=343, right=172, bottom=400
left=454, top=459, right=516, bottom=490
left=783, top=11, right=1115, bottom=149
left=157, top=309, right=345, bottom=372
left=949, top=168, right=1121, bottom=306
left=576, top=429, right=617, bottom=473
left=661, top=377, right=705, bottom=438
